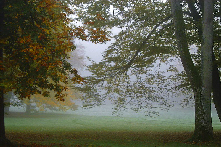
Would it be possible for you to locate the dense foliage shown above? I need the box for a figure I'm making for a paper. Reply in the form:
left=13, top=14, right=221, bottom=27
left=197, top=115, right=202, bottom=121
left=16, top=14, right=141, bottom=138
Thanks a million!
left=1, top=0, right=80, bottom=100
left=0, top=0, right=109, bottom=145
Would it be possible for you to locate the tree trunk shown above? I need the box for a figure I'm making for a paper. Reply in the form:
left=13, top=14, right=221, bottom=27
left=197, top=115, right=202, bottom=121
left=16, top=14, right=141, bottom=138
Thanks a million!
left=186, top=0, right=221, bottom=122
left=0, top=0, right=14, bottom=146
left=170, top=0, right=214, bottom=142
left=170, top=0, right=201, bottom=91
left=26, top=102, right=31, bottom=114
left=212, top=54, right=221, bottom=122
left=0, top=0, right=6, bottom=144
left=0, top=91, right=11, bottom=146
left=0, top=90, right=6, bottom=146
left=192, top=90, right=213, bottom=141
left=4, top=92, right=13, bottom=114
left=192, top=0, right=214, bottom=141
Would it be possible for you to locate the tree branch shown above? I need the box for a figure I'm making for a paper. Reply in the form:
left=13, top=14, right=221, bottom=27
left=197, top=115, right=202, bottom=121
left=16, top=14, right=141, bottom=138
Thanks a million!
left=116, top=15, right=172, bottom=73
left=170, top=0, right=201, bottom=91
left=185, top=0, right=203, bottom=41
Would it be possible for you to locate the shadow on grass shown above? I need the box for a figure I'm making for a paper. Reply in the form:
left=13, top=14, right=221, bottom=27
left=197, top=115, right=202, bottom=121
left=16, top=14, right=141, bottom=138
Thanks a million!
left=5, top=131, right=221, bottom=147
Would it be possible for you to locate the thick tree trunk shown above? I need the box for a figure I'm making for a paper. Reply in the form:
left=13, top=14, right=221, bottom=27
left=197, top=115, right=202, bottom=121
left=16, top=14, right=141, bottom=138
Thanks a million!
left=192, top=90, right=213, bottom=141
left=186, top=0, right=221, bottom=122
left=194, top=11, right=214, bottom=137
left=212, top=55, right=221, bottom=122
left=170, top=0, right=214, bottom=142
left=0, top=0, right=14, bottom=146
left=0, top=90, right=7, bottom=146
left=0, top=90, right=6, bottom=145
left=0, top=0, right=6, bottom=144
left=192, top=0, right=214, bottom=141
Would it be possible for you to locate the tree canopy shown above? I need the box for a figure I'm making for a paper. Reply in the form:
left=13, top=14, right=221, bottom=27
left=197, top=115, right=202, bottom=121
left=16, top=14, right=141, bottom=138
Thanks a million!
left=73, top=0, right=221, bottom=142
left=74, top=0, right=191, bottom=115
left=1, top=0, right=80, bottom=100
left=0, top=0, right=109, bottom=145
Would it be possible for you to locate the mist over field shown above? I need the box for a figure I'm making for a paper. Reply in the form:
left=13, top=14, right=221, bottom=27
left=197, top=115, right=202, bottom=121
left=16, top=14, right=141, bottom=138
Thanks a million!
left=2, top=1, right=221, bottom=146
left=3, top=18, right=221, bottom=147
left=7, top=38, right=221, bottom=125
left=8, top=98, right=220, bottom=123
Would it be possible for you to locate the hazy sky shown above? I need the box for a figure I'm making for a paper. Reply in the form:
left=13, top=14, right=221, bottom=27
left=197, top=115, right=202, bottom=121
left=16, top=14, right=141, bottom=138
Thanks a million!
left=74, top=27, right=122, bottom=76
left=75, top=35, right=184, bottom=77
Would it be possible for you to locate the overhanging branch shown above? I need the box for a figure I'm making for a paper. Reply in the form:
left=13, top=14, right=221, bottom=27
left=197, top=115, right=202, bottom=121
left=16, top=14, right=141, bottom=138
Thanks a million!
left=115, top=15, right=172, bottom=73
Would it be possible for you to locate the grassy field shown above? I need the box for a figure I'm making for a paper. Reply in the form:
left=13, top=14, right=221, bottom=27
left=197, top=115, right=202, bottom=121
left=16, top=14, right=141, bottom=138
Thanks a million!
left=4, top=111, right=221, bottom=147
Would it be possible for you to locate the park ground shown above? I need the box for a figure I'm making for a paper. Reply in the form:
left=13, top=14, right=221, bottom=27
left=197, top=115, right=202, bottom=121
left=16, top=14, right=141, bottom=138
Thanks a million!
left=4, top=110, right=221, bottom=147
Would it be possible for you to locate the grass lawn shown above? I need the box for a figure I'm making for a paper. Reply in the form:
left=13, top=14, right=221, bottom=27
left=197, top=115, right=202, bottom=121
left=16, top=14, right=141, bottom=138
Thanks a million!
left=4, top=112, right=221, bottom=147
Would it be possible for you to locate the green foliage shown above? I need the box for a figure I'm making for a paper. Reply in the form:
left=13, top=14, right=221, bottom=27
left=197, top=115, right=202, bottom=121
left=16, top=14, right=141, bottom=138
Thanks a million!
left=73, top=1, right=221, bottom=121
left=72, top=0, right=191, bottom=114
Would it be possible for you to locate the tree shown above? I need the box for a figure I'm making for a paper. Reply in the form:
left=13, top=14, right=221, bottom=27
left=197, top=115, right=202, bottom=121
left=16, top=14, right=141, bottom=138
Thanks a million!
left=73, top=0, right=221, bottom=142
left=0, top=0, right=109, bottom=145
left=3, top=92, right=13, bottom=114
left=170, top=0, right=214, bottom=141
left=22, top=43, right=85, bottom=114
left=75, top=0, right=177, bottom=115
left=0, top=0, right=7, bottom=145
left=23, top=85, right=80, bottom=113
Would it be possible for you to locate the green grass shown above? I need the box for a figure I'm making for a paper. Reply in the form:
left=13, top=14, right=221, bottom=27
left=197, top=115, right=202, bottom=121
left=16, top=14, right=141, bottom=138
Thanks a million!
left=4, top=112, right=221, bottom=147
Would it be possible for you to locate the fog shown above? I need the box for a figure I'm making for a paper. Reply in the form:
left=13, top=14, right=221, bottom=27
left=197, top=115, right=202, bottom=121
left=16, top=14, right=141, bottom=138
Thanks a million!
left=8, top=99, right=220, bottom=124
left=6, top=33, right=220, bottom=123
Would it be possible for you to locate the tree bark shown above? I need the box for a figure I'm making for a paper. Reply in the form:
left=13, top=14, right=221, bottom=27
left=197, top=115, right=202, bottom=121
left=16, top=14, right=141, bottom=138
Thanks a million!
left=0, top=0, right=14, bottom=146
left=0, top=89, right=6, bottom=146
left=186, top=0, right=221, bottom=122
left=192, top=0, right=214, bottom=141
left=170, top=0, right=201, bottom=91
left=212, top=54, right=221, bottom=122
left=170, top=0, right=214, bottom=142
left=0, top=0, right=6, bottom=145
left=192, top=90, right=213, bottom=141
left=193, top=0, right=215, bottom=138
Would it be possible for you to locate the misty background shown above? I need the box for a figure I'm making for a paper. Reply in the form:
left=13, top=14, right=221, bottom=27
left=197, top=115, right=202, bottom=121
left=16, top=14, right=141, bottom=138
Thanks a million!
left=7, top=34, right=220, bottom=126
